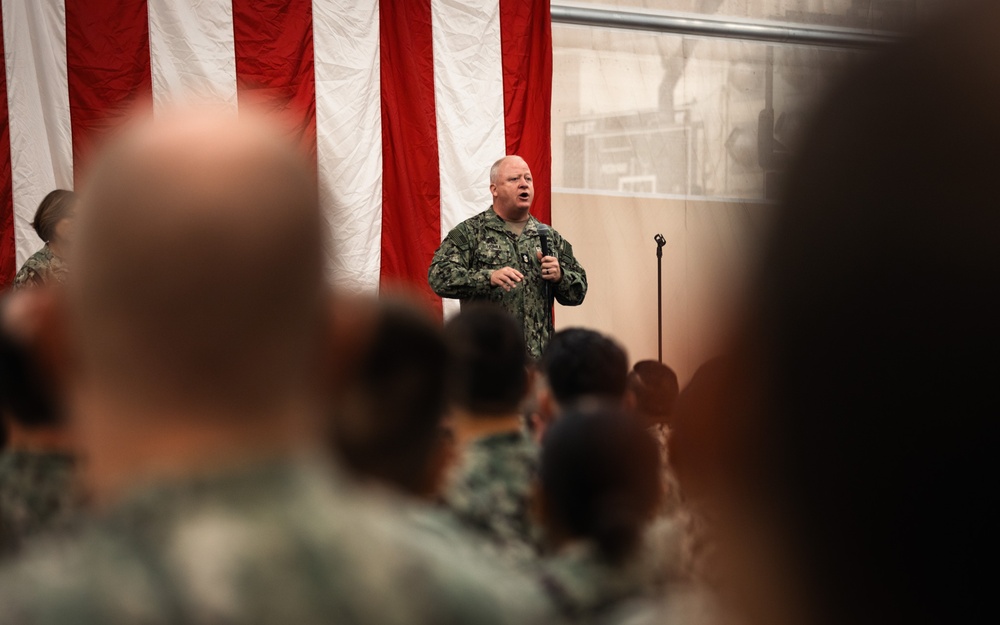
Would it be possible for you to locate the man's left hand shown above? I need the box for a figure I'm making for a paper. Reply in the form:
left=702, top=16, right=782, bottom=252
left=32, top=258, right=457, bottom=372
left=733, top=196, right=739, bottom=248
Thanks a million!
left=537, top=250, right=561, bottom=282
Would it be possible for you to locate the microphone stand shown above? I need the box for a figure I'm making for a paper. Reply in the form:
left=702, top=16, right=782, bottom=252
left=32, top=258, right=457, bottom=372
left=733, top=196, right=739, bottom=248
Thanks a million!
left=654, top=234, right=666, bottom=363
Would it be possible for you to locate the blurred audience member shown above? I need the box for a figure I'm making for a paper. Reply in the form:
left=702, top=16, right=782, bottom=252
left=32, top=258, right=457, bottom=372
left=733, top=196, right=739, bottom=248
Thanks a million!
left=667, top=357, right=728, bottom=506
left=627, top=360, right=681, bottom=515
left=627, top=360, right=678, bottom=431
left=12, top=190, right=76, bottom=290
left=328, top=297, right=453, bottom=500
left=527, top=328, right=629, bottom=442
left=0, top=288, right=82, bottom=558
left=442, top=304, right=540, bottom=565
left=0, top=108, right=519, bottom=625
left=654, top=5, right=1000, bottom=625
left=663, top=357, right=735, bottom=598
left=534, top=404, right=665, bottom=622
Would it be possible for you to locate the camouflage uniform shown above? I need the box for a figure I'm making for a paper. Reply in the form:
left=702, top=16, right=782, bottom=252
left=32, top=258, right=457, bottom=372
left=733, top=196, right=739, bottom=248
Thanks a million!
left=535, top=541, right=661, bottom=623
left=399, top=496, right=557, bottom=618
left=0, top=450, right=81, bottom=559
left=11, top=245, right=68, bottom=290
left=443, top=430, right=541, bottom=566
left=0, top=456, right=535, bottom=625
left=428, top=207, right=587, bottom=361
left=648, top=424, right=682, bottom=517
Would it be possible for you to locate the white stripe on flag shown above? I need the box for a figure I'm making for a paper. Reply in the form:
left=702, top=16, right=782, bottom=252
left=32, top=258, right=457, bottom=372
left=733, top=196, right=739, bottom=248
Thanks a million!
left=431, top=0, right=507, bottom=316
left=2, top=0, right=73, bottom=266
left=148, top=0, right=238, bottom=113
left=313, top=0, right=383, bottom=293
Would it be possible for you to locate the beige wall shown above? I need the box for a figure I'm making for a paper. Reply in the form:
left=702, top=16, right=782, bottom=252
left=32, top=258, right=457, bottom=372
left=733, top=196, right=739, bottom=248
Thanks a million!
left=551, top=192, right=767, bottom=385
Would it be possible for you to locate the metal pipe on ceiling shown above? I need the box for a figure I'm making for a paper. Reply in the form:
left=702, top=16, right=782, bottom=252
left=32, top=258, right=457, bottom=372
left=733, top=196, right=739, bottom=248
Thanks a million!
left=549, top=4, right=898, bottom=49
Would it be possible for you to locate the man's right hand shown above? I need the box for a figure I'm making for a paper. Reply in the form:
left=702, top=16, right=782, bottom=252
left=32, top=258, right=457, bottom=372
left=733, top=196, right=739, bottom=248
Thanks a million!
left=490, top=267, right=523, bottom=292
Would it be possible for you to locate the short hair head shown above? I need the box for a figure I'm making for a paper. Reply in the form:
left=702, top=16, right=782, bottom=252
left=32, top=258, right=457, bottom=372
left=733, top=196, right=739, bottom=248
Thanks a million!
left=541, top=328, right=629, bottom=407
left=31, top=190, right=76, bottom=243
left=627, top=360, right=679, bottom=426
left=0, top=298, right=60, bottom=428
left=539, top=403, right=661, bottom=564
left=444, top=304, right=527, bottom=416
left=70, top=107, right=325, bottom=416
left=330, top=298, right=450, bottom=496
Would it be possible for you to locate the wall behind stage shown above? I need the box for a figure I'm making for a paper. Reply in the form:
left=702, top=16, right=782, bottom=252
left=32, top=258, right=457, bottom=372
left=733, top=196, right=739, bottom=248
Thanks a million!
left=551, top=192, right=767, bottom=385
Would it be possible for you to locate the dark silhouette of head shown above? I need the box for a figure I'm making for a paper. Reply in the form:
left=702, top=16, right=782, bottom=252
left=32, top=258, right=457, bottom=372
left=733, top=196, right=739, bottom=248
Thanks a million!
left=444, top=304, right=528, bottom=416
left=0, top=292, right=62, bottom=430
left=540, top=328, right=628, bottom=407
left=538, top=403, right=661, bottom=565
left=0, top=324, right=59, bottom=430
left=329, top=298, right=451, bottom=497
left=627, top=360, right=679, bottom=427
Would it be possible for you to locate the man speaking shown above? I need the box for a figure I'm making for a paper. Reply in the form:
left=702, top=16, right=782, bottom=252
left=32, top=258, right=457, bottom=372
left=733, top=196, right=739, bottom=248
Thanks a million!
left=428, top=155, right=587, bottom=361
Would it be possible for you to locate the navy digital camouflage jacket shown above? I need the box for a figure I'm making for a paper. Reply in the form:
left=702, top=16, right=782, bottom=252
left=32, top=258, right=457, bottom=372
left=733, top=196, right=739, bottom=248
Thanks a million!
left=428, top=208, right=587, bottom=361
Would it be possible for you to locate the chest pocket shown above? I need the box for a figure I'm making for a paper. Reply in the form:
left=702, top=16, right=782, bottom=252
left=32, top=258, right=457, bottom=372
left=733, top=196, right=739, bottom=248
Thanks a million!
left=475, top=239, right=513, bottom=268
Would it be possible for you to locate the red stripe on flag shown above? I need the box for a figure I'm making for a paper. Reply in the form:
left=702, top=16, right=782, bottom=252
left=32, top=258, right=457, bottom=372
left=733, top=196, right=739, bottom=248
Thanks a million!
left=233, top=0, right=316, bottom=166
left=379, top=0, right=442, bottom=312
left=65, top=0, right=153, bottom=187
left=499, top=0, right=552, bottom=226
left=0, top=7, right=14, bottom=289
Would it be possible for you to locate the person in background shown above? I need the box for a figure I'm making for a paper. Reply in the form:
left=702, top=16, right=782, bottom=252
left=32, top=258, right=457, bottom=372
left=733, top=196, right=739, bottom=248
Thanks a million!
left=627, top=360, right=682, bottom=516
left=533, top=404, right=666, bottom=622
left=627, top=360, right=679, bottom=433
left=0, top=107, right=523, bottom=625
left=663, top=357, right=736, bottom=605
left=329, top=297, right=558, bottom=618
left=429, top=155, right=587, bottom=361
left=327, top=296, right=454, bottom=500
left=12, top=190, right=77, bottom=290
left=0, top=288, right=83, bottom=559
left=526, top=327, right=629, bottom=444
left=441, top=304, right=541, bottom=566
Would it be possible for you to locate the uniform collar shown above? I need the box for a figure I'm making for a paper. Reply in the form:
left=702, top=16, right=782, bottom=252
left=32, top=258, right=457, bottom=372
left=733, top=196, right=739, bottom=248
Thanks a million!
left=487, top=205, right=539, bottom=236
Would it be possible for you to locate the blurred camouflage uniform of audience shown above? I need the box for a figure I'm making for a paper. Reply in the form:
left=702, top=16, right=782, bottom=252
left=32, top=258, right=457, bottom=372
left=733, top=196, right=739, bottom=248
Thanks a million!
left=0, top=457, right=537, bottom=625
left=0, top=288, right=84, bottom=559
left=0, top=450, right=79, bottom=558
left=443, top=429, right=541, bottom=564
left=441, top=305, right=544, bottom=567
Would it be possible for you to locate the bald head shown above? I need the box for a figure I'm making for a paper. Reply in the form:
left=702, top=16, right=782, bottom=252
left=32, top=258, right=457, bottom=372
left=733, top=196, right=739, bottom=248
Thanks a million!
left=489, top=155, right=528, bottom=185
left=71, top=108, right=325, bottom=415
left=489, top=155, right=533, bottom=219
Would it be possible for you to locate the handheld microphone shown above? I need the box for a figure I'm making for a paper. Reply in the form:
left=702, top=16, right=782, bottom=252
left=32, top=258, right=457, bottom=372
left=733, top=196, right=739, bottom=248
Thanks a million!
left=536, top=223, right=554, bottom=327
left=538, top=223, right=551, bottom=259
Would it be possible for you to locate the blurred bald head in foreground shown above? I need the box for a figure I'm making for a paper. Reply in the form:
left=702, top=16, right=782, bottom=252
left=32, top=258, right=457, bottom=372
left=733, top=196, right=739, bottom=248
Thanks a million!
left=69, top=108, right=325, bottom=502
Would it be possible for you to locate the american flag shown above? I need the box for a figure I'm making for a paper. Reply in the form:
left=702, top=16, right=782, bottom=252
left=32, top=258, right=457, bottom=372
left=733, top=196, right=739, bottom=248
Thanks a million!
left=0, top=0, right=552, bottom=313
